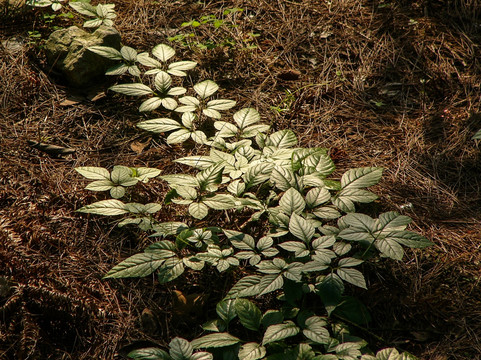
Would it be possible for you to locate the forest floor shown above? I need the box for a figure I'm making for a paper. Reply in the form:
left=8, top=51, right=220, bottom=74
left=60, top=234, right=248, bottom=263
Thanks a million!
left=1, top=0, right=481, bottom=359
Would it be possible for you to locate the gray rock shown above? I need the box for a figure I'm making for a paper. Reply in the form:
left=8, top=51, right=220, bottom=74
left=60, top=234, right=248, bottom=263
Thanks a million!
left=45, top=25, right=121, bottom=88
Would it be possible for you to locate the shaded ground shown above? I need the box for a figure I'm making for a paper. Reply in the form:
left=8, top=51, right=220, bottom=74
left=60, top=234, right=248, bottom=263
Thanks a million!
left=1, top=0, right=481, bottom=358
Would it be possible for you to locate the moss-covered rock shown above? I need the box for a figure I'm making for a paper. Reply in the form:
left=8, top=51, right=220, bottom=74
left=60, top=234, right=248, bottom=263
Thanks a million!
left=45, top=25, right=121, bottom=88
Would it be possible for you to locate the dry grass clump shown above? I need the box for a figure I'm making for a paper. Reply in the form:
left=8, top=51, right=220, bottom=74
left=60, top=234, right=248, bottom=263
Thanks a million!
left=1, top=0, right=481, bottom=359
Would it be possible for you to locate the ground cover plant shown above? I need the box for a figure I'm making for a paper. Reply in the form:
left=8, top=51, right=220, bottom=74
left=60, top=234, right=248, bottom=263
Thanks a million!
left=1, top=0, right=481, bottom=359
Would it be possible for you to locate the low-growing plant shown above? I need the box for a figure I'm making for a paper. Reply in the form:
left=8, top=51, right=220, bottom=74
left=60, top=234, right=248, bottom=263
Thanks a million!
left=29, top=3, right=431, bottom=358
left=76, top=45, right=431, bottom=356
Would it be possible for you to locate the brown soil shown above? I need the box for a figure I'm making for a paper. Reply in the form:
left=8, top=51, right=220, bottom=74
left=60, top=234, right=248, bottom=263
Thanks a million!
left=1, top=0, right=481, bottom=359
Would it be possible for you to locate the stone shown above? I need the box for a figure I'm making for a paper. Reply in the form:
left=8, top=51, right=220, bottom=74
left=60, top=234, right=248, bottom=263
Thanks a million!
left=45, top=25, right=121, bottom=88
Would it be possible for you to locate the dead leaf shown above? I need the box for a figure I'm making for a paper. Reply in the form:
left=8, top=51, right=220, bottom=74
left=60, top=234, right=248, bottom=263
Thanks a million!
left=172, top=289, right=207, bottom=315
left=27, top=140, right=76, bottom=157
left=130, top=138, right=151, bottom=154
left=60, top=97, right=83, bottom=106
left=278, top=69, right=301, bottom=81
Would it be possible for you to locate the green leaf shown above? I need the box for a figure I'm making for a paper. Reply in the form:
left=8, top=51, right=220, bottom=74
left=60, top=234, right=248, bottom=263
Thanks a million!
left=289, top=213, right=315, bottom=243
left=235, top=298, right=262, bottom=331
left=225, top=275, right=262, bottom=299
left=375, top=238, right=404, bottom=260
left=194, top=80, right=219, bottom=99
left=234, top=108, right=261, bottom=129
left=302, top=316, right=329, bottom=344
left=76, top=166, right=110, bottom=180
left=278, top=241, right=309, bottom=258
left=189, top=202, right=209, bottom=219
left=127, top=347, right=170, bottom=360
left=238, top=343, right=266, bottom=360
left=169, top=337, right=193, bottom=360
left=262, top=321, right=300, bottom=345
left=110, top=83, right=153, bottom=96
left=77, top=199, right=128, bottom=216
left=216, top=299, right=237, bottom=324
left=375, top=348, right=401, bottom=360
left=152, top=43, right=175, bottom=62
left=88, top=45, right=122, bottom=60
left=224, top=230, right=255, bottom=250
left=341, top=167, right=383, bottom=189
left=312, top=206, right=341, bottom=220
left=269, top=130, right=297, bottom=148
left=385, top=231, right=432, bottom=248
left=337, top=188, right=378, bottom=203
left=137, top=118, right=182, bottom=133
left=104, top=252, right=165, bottom=278
left=191, top=333, right=240, bottom=349
left=157, top=258, right=184, bottom=283
left=279, top=188, right=306, bottom=215
left=337, top=268, right=367, bottom=289
left=258, top=273, right=284, bottom=296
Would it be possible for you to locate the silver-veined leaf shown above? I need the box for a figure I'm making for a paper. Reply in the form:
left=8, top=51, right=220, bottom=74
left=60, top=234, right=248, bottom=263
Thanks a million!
left=127, top=347, right=170, bottom=360
left=302, top=316, right=329, bottom=344
left=312, top=206, right=341, bottom=220
left=216, top=299, right=237, bottom=324
left=385, top=231, right=432, bottom=248
left=120, top=46, right=137, bottom=61
left=76, top=166, right=110, bottom=180
left=104, top=252, right=166, bottom=278
left=279, top=188, right=305, bottom=215
left=77, top=199, right=128, bottom=215
left=269, top=129, right=297, bottom=148
left=270, top=167, right=296, bottom=191
left=157, top=258, right=184, bottom=283
left=225, top=275, right=262, bottom=299
left=69, top=1, right=97, bottom=16
left=189, top=202, right=209, bottom=219
left=85, top=179, right=114, bottom=191
left=191, top=333, right=240, bottom=349
left=88, top=45, right=122, bottom=60
left=137, top=118, right=182, bottom=133
left=235, top=298, right=261, bottom=331
left=110, top=186, right=126, bottom=199
left=337, top=188, right=378, bottom=203
left=139, top=97, right=163, bottom=112
left=175, top=156, right=214, bottom=169
left=154, top=72, right=172, bottom=92
left=337, top=268, right=367, bottom=289
left=83, top=18, right=103, bottom=28
left=262, top=321, right=300, bottom=345
left=202, top=194, right=235, bottom=210
left=202, top=108, right=221, bottom=119
left=238, top=343, right=266, bottom=360
left=305, top=187, right=331, bottom=208
left=169, top=337, right=193, bottom=360
left=278, top=241, right=309, bottom=258
left=167, top=129, right=191, bottom=144
left=206, top=99, right=236, bottom=111
left=341, top=167, right=383, bottom=189
left=258, top=273, right=284, bottom=296
left=194, top=80, right=219, bottom=99
left=152, top=43, right=175, bottom=62
left=161, top=97, right=178, bottom=110
left=289, top=213, right=314, bottom=243
left=375, top=238, right=404, bottom=260
left=224, top=230, right=255, bottom=250
left=105, top=64, right=129, bottom=75
left=110, top=83, right=153, bottom=96
left=234, top=108, right=261, bottom=129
